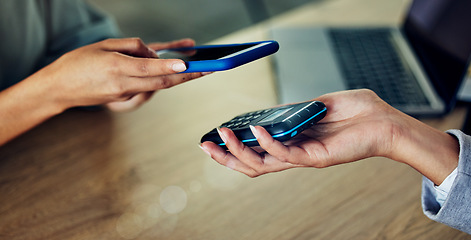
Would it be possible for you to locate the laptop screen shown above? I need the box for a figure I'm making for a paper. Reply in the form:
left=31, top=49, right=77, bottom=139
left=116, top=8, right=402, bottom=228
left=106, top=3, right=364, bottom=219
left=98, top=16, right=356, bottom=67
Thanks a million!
left=403, top=0, right=471, bottom=109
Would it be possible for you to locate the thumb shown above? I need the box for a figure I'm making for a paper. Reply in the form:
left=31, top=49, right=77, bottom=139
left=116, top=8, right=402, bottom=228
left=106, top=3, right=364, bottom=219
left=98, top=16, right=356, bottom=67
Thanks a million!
left=99, top=38, right=158, bottom=58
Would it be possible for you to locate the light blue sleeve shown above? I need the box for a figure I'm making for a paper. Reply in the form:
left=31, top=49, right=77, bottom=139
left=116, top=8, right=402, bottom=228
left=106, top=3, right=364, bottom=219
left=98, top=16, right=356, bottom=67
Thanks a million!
left=422, top=129, right=471, bottom=234
left=433, top=167, right=458, bottom=207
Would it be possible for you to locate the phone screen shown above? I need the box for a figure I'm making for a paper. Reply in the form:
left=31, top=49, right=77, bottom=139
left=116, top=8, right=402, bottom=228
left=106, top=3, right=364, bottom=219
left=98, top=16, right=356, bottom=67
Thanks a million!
left=257, top=107, right=293, bottom=124
left=157, top=44, right=259, bottom=61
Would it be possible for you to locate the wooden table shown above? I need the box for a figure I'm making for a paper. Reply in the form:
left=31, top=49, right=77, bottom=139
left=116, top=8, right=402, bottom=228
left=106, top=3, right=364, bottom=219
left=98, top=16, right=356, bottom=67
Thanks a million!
left=1, top=0, right=470, bottom=239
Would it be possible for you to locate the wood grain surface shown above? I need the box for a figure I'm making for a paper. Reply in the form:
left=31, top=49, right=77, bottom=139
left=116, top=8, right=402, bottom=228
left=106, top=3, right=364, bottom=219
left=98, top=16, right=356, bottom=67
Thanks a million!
left=1, top=0, right=470, bottom=239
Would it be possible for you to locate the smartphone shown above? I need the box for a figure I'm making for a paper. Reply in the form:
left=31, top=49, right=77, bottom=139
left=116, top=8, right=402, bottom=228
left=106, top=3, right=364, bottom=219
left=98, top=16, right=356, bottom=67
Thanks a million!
left=201, top=101, right=327, bottom=148
left=157, top=40, right=279, bottom=73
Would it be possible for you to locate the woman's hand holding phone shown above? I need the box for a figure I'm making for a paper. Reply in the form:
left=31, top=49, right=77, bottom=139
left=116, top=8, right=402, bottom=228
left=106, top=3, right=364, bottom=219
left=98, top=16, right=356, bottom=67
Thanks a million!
left=0, top=38, right=207, bottom=145
left=40, top=38, right=206, bottom=112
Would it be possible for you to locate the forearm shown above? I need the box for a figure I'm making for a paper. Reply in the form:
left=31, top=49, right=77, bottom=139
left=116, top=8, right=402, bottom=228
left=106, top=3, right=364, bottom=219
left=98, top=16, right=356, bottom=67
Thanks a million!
left=0, top=38, right=201, bottom=146
left=388, top=112, right=459, bottom=185
left=0, top=73, right=67, bottom=146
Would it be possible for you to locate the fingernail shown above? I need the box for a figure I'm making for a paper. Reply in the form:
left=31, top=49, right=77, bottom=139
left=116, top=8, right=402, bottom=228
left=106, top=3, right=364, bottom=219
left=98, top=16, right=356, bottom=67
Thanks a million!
left=172, top=62, right=187, bottom=72
left=216, top=128, right=227, bottom=143
left=198, top=145, right=211, bottom=157
left=249, top=125, right=260, bottom=139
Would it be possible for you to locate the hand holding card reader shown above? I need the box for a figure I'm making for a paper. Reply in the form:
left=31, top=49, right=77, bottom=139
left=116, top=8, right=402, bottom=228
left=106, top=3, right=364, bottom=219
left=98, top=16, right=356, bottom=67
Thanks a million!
left=201, top=101, right=327, bottom=147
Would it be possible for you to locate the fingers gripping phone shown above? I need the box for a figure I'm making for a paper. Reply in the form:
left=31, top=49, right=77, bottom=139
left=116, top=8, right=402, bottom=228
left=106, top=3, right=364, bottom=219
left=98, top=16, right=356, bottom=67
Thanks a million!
left=157, top=40, right=279, bottom=73
left=201, top=101, right=327, bottom=148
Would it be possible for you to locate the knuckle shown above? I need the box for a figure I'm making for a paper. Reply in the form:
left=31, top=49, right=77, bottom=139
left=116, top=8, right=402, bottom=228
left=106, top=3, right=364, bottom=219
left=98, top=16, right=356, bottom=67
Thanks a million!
left=99, top=52, right=121, bottom=73
left=106, top=80, right=129, bottom=98
left=303, top=145, right=327, bottom=168
left=309, top=157, right=329, bottom=168
left=230, top=141, right=247, bottom=155
left=99, top=38, right=113, bottom=46
left=105, top=38, right=116, bottom=43
left=258, top=138, right=276, bottom=153
left=278, top=155, right=290, bottom=163
left=108, top=85, right=124, bottom=98
left=98, top=38, right=120, bottom=49
left=361, top=88, right=380, bottom=99
left=105, top=55, right=121, bottom=75
left=251, top=155, right=266, bottom=172
left=252, top=159, right=266, bottom=169
left=153, top=76, right=173, bottom=89
left=134, top=61, right=150, bottom=76
left=221, top=152, right=233, bottom=165
left=128, top=37, right=145, bottom=48
left=278, top=149, right=292, bottom=162
left=183, top=72, right=200, bottom=81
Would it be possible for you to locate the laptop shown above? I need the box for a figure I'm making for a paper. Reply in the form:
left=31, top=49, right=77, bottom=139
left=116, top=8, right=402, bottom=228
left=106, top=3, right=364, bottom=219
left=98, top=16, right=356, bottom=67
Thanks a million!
left=270, top=0, right=471, bottom=116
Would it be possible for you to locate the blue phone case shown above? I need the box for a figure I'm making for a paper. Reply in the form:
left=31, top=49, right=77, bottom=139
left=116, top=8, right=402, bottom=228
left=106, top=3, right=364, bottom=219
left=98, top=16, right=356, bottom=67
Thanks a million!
left=161, top=40, right=279, bottom=73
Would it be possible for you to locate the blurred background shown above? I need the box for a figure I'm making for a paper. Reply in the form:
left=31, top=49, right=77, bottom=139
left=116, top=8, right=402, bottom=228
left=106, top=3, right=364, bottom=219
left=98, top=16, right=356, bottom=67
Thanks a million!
left=90, top=0, right=323, bottom=44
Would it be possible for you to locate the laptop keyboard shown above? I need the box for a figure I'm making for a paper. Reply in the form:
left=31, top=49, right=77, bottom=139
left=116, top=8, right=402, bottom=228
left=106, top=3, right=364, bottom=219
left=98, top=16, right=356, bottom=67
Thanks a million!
left=328, top=28, right=429, bottom=105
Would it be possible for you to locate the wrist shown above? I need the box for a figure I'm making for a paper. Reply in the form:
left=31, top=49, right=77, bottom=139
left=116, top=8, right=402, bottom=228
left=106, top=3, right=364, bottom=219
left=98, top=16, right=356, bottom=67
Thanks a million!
left=387, top=113, right=459, bottom=185
left=27, top=69, right=70, bottom=114
left=33, top=62, right=80, bottom=112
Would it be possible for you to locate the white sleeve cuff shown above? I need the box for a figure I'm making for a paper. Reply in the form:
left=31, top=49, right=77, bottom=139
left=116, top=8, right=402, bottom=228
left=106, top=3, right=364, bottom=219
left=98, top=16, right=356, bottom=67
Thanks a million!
left=433, top=167, right=458, bottom=207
